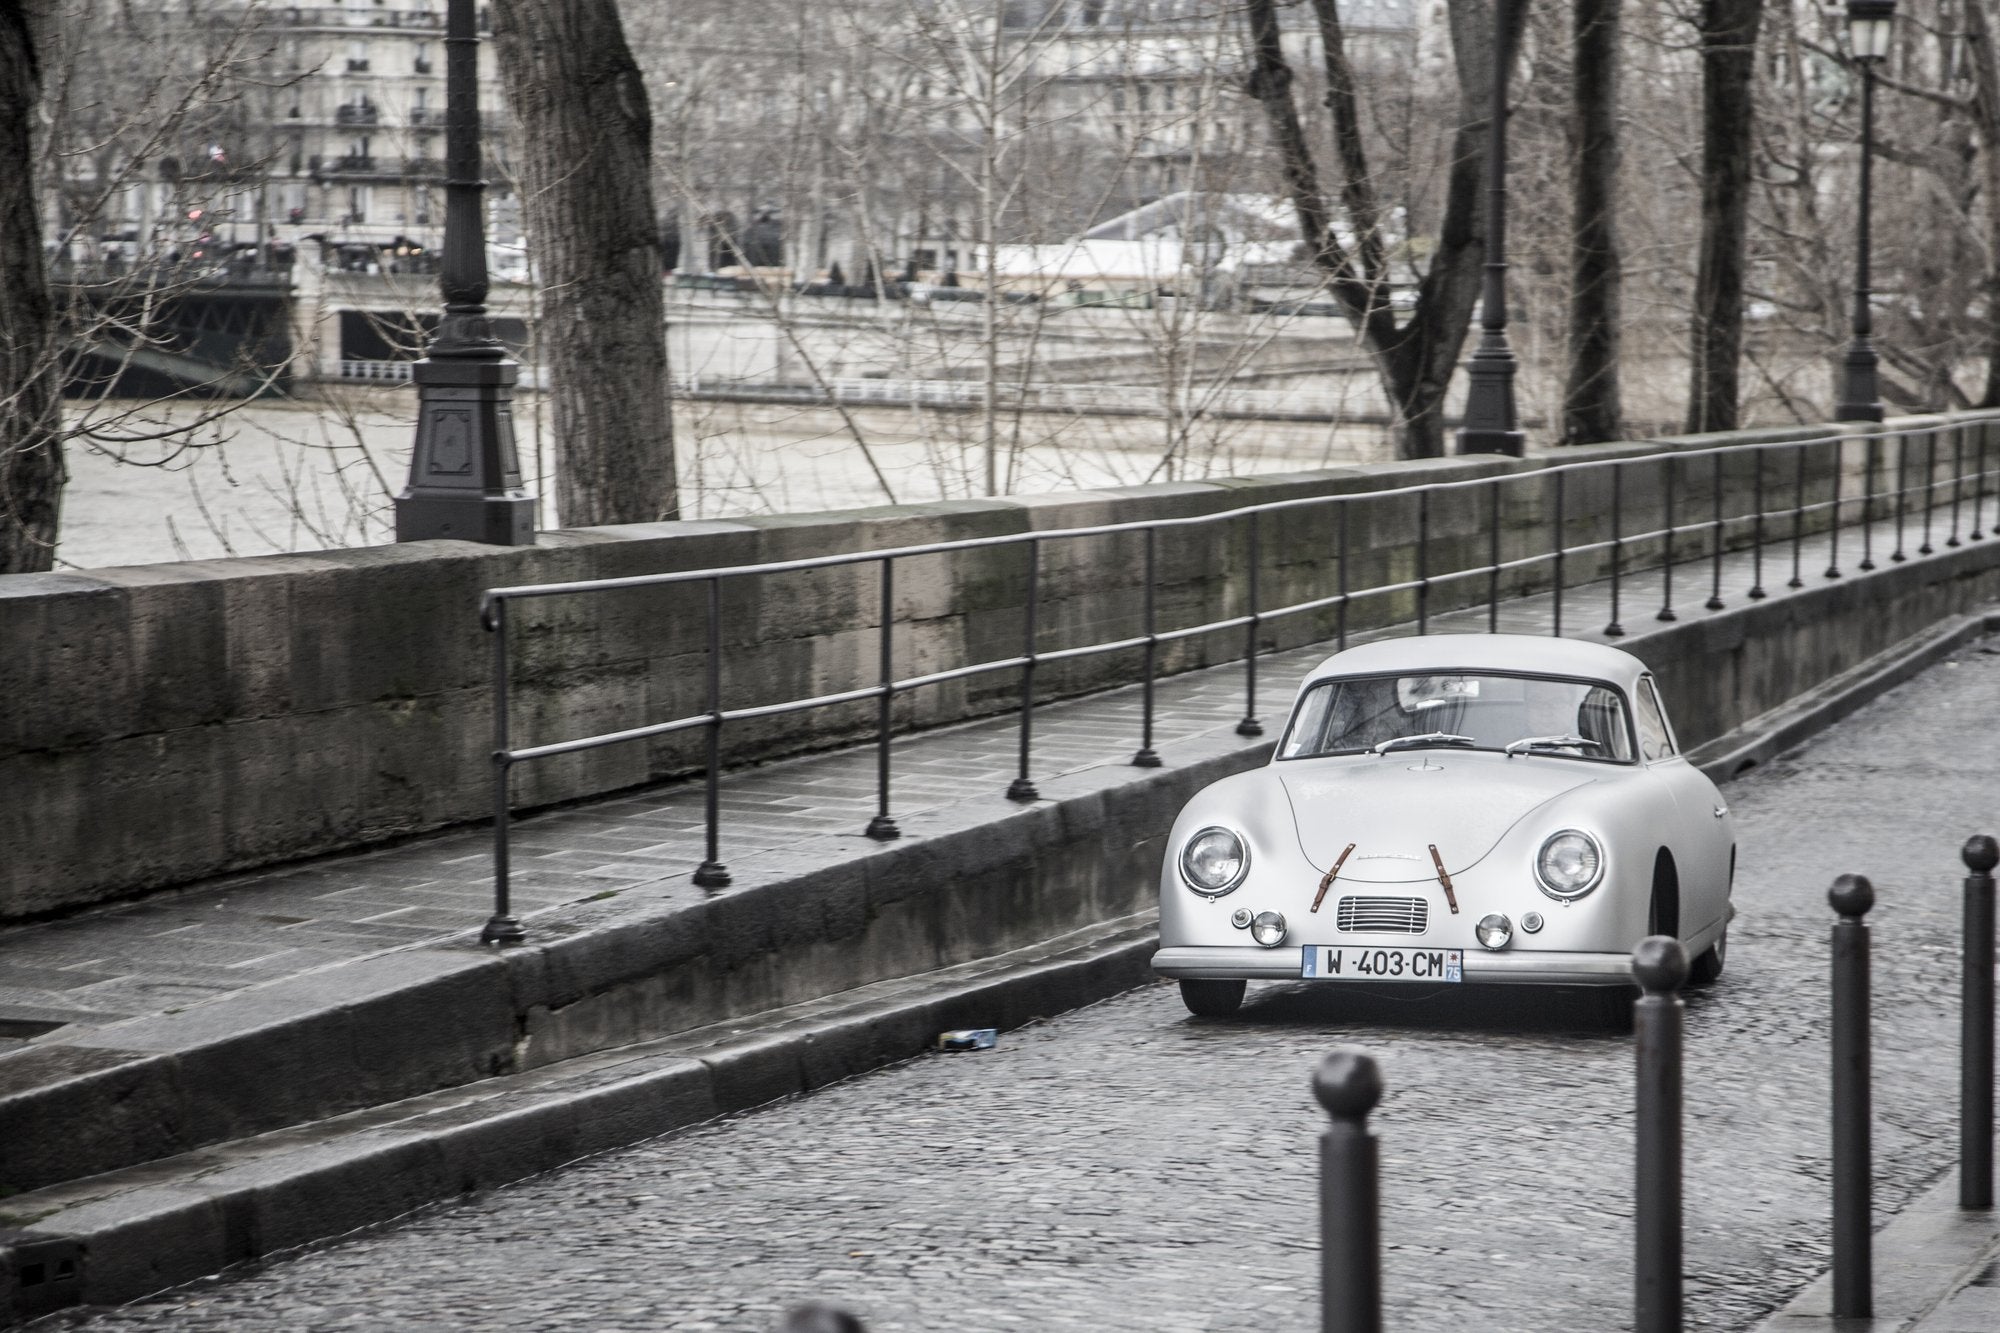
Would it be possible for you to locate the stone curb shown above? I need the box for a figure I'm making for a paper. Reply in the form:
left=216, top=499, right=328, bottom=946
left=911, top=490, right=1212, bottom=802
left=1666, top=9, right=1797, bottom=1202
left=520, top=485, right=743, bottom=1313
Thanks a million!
left=0, top=916, right=1160, bottom=1322
left=1752, top=1138, right=2000, bottom=1332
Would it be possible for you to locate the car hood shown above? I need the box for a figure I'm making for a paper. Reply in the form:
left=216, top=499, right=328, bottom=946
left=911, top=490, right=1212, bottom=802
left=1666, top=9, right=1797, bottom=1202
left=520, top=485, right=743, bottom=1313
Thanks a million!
left=1277, top=756, right=1600, bottom=881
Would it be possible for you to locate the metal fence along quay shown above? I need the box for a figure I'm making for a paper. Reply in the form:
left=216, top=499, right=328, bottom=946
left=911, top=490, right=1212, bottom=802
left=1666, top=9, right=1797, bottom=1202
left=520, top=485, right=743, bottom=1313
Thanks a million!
left=474, top=422, right=1996, bottom=944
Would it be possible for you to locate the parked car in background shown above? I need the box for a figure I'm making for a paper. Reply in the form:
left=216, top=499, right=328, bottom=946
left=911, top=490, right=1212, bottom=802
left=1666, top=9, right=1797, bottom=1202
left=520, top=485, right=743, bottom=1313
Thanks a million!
left=1152, top=635, right=1736, bottom=1018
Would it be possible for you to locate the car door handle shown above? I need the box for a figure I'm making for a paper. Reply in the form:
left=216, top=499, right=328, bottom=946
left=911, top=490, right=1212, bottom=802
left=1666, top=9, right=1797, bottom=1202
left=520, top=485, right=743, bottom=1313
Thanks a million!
left=1713, top=805, right=1729, bottom=818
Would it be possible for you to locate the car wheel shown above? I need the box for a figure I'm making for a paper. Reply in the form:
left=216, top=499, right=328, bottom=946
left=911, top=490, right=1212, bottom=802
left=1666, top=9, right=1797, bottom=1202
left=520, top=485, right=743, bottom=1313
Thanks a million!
left=1180, top=978, right=1246, bottom=1018
left=1690, top=926, right=1727, bottom=986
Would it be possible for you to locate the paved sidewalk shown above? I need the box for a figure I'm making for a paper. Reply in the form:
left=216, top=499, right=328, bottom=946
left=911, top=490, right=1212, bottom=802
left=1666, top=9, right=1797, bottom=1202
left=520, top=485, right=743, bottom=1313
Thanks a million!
left=1755, top=1145, right=2000, bottom=1332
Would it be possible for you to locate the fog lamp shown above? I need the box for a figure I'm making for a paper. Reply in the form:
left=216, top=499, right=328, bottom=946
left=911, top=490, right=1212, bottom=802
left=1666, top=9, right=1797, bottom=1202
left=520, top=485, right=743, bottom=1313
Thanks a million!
left=1476, top=913, right=1514, bottom=950
left=1250, top=911, right=1288, bottom=948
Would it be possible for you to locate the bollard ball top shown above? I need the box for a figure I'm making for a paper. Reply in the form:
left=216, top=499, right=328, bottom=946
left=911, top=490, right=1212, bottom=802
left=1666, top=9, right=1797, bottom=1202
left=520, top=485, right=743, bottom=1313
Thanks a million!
left=1313, top=1048, right=1383, bottom=1121
left=1631, top=935, right=1688, bottom=994
left=1829, top=873, right=1875, bottom=918
left=1965, top=835, right=1999, bottom=876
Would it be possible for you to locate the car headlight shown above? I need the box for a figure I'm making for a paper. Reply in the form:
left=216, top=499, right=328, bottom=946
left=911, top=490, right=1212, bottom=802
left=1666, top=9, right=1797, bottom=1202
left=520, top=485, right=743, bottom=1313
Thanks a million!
left=1536, top=830, right=1604, bottom=900
left=1180, top=826, right=1249, bottom=896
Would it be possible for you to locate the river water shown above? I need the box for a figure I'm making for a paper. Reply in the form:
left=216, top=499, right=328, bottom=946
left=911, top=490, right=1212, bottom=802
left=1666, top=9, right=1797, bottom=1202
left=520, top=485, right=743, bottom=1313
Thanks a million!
left=55, top=387, right=1390, bottom=570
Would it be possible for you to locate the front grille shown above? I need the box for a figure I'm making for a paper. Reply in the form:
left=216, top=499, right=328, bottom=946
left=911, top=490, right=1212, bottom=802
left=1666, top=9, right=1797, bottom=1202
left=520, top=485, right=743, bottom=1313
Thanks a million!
left=1335, top=896, right=1430, bottom=934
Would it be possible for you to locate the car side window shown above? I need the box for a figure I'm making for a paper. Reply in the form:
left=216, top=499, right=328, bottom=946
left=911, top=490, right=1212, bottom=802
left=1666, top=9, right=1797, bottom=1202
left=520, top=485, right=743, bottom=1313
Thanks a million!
left=1635, top=677, right=1676, bottom=762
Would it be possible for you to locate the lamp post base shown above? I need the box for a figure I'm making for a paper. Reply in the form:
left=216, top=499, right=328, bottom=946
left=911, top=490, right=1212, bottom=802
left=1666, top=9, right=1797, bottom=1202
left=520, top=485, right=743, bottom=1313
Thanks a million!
left=1457, top=337, right=1525, bottom=457
left=395, top=355, right=537, bottom=545
left=1836, top=338, right=1884, bottom=424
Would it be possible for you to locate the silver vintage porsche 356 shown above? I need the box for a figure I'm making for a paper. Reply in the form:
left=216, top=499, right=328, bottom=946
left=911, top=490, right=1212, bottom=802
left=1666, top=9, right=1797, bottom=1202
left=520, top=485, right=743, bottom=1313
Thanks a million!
left=1153, top=634, right=1736, bottom=1018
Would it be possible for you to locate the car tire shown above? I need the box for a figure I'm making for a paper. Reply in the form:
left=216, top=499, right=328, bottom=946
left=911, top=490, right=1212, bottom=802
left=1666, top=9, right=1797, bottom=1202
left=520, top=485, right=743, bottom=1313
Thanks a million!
left=1180, top=978, right=1246, bottom=1018
left=1690, top=926, right=1727, bottom=986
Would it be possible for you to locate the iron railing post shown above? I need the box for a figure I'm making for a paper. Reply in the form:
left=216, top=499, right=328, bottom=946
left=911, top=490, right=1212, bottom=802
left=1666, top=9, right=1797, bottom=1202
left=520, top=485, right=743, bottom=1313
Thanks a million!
left=1552, top=470, right=1566, bottom=636
left=1008, top=540, right=1041, bottom=801
left=1239, top=514, right=1264, bottom=735
left=1417, top=490, right=1431, bottom=635
left=1750, top=445, right=1768, bottom=598
left=1315, top=1049, right=1383, bottom=1333
left=1962, top=836, right=1998, bottom=1210
left=1633, top=935, right=1687, bottom=1333
left=866, top=558, right=901, bottom=840
left=1707, top=451, right=1726, bottom=608
left=1921, top=432, right=1939, bottom=555
left=1830, top=873, right=1875, bottom=1319
left=1949, top=426, right=1966, bottom=547
left=483, top=597, right=525, bottom=945
left=1658, top=454, right=1678, bottom=622
left=1859, top=436, right=1878, bottom=571
left=1487, top=478, right=1502, bottom=633
left=1606, top=463, right=1626, bottom=635
left=1973, top=428, right=1989, bottom=541
left=1893, top=436, right=1909, bottom=561
left=1789, top=442, right=1807, bottom=588
left=1338, top=499, right=1352, bottom=650
left=1133, top=528, right=1162, bottom=767
left=694, top=577, right=732, bottom=887
left=1825, top=438, right=1843, bottom=579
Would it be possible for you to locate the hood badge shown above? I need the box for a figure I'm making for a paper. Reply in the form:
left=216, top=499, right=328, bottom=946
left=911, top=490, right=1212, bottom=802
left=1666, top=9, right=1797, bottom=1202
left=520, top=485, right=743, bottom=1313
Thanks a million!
left=1427, top=844, right=1460, bottom=915
left=1310, top=843, right=1357, bottom=914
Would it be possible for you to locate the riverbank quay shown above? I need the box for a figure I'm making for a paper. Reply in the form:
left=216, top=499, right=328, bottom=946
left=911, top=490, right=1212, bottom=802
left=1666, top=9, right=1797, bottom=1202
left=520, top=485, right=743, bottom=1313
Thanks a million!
left=2, top=458, right=1999, bottom=1320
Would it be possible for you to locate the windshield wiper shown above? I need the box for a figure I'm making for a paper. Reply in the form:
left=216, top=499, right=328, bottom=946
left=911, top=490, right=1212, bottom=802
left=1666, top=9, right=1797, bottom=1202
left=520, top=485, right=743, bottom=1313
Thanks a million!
left=1504, top=734, right=1604, bottom=757
left=1371, top=732, right=1476, bottom=755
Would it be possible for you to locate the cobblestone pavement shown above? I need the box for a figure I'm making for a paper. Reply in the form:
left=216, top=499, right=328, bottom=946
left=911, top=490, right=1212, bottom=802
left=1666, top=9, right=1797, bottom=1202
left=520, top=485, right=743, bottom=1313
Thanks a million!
left=39, top=639, right=2000, bottom=1332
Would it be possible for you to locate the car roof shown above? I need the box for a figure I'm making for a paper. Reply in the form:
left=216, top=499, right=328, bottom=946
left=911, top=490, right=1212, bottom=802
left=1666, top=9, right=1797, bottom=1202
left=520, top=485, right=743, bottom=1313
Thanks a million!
left=1300, top=633, right=1648, bottom=690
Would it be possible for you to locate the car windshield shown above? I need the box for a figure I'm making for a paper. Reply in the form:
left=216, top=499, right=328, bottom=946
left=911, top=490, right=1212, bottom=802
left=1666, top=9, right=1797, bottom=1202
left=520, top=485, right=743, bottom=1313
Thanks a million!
left=1278, top=671, right=1637, bottom=763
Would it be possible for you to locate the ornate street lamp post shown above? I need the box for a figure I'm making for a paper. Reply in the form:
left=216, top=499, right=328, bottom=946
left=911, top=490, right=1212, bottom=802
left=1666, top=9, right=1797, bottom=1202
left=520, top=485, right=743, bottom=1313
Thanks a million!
left=1836, top=0, right=1897, bottom=423
left=394, top=0, right=536, bottom=544
left=1458, top=0, right=1525, bottom=456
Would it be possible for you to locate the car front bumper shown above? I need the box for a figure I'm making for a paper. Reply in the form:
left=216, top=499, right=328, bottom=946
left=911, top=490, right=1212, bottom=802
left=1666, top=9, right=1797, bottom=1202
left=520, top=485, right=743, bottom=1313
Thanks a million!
left=1151, top=945, right=1638, bottom=987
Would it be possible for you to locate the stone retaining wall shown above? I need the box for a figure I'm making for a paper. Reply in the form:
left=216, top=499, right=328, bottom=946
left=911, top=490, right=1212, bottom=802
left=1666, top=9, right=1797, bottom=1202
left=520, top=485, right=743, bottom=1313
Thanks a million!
left=5, top=412, right=1995, bottom=920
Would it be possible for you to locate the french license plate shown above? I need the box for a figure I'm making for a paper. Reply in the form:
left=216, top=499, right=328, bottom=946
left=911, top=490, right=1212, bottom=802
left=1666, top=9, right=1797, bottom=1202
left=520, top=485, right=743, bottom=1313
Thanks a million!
left=1301, top=946, right=1463, bottom=983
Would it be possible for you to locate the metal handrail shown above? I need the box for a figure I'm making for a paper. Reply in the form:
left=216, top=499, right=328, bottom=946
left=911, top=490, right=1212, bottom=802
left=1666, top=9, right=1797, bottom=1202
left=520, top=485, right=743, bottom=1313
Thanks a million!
left=472, top=419, right=1999, bottom=943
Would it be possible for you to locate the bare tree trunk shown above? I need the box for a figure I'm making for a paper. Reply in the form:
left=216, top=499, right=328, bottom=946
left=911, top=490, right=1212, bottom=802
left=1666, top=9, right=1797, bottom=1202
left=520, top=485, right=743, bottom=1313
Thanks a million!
left=1966, top=1, right=2000, bottom=408
left=1685, top=0, right=1764, bottom=435
left=493, top=0, right=677, bottom=525
left=0, top=2, right=62, bottom=574
left=1564, top=0, right=1621, bottom=444
left=1247, top=0, right=1523, bottom=459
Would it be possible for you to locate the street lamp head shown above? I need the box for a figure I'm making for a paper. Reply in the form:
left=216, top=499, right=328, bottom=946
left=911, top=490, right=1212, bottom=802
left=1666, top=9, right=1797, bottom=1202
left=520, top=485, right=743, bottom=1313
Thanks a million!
left=1847, top=0, right=1896, bottom=63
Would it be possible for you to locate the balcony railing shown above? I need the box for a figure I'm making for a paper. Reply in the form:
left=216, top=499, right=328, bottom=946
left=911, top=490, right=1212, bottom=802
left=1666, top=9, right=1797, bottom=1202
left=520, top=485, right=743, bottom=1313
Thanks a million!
left=346, top=58, right=370, bottom=72
left=335, top=104, right=380, bottom=125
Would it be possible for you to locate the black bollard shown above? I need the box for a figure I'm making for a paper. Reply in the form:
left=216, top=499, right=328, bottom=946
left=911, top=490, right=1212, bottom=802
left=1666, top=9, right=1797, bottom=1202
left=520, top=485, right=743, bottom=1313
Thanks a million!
left=1830, top=873, right=1875, bottom=1319
left=1315, top=1048, right=1383, bottom=1333
left=1633, top=935, right=1687, bottom=1333
left=1963, top=836, right=1998, bottom=1210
